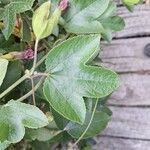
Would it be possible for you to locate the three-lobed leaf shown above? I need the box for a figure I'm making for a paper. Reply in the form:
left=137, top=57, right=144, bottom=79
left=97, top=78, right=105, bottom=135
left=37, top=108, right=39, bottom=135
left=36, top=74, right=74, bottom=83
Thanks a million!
left=43, top=35, right=119, bottom=124
left=63, top=0, right=125, bottom=41
left=0, top=100, right=48, bottom=147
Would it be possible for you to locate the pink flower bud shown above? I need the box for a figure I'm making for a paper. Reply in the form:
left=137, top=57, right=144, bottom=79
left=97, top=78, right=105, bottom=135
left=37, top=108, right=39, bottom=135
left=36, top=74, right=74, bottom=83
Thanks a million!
left=22, top=49, right=34, bottom=59
left=11, top=49, right=34, bottom=60
left=59, top=0, right=68, bottom=11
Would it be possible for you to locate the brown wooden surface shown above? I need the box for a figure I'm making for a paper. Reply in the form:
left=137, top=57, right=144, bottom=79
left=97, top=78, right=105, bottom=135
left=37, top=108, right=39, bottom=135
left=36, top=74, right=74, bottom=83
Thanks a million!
left=95, top=4, right=150, bottom=150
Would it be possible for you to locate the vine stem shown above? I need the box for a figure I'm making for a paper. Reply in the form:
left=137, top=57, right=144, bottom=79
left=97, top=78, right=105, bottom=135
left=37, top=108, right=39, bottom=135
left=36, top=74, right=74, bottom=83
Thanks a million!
left=72, top=98, right=99, bottom=147
left=31, top=39, right=39, bottom=74
left=17, top=76, right=45, bottom=102
left=0, top=40, right=39, bottom=99
left=0, top=74, right=28, bottom=99
left=30, top=77, right=36, bottom=105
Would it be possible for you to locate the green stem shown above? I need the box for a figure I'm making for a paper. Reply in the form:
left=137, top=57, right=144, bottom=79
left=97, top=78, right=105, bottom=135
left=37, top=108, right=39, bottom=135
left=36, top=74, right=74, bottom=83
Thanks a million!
left=31, top=39, right=39, bottom=74
left=0, top=40, right=40, bottom=99
left=30, top=77, right=36, bottom=105
left=17, top=76, right=45, bottom=102
left=0, top=74, right=28, bottom=99
left=72, top=98, right=99, bottom=147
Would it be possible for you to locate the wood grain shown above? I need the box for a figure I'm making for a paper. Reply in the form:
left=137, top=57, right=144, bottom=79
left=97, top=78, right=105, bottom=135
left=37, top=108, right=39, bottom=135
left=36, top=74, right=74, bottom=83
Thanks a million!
left=114, top=5, right=150, bottom=38
left=93, top=136, right=150, bottom=150
left=96, top=37, right=150, bottom=106
left=99, top=37, right=150, bottom=73
left=102, top=106, right=150, bottom=139
left=108, top=74, right=150, bottom=106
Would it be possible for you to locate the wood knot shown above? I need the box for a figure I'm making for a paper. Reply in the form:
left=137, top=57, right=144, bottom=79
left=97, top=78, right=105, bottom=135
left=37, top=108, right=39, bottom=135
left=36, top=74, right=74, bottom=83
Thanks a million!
left=144, top=44, right=150, bottom=57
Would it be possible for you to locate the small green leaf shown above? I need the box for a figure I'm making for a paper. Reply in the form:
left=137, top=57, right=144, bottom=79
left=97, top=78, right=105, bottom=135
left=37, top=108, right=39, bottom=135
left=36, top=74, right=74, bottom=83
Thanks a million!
left=0, top=100, right=48, bottom=146
left=1, top=0, right=35, bottom=40
left=32, top=1, right=51, bottom=40
left=63, top=0, right=125, bottom=41
left=0, top=58, right=8, bottom=87
left=66, top=111, right=110, bottom=139
left=64, top=0, right=109, bottom=33
left=123, top=0, right=140, bottom=6
left=43, top=35, right=119, bottom=124
left=32, top=1, right=61, bottom=40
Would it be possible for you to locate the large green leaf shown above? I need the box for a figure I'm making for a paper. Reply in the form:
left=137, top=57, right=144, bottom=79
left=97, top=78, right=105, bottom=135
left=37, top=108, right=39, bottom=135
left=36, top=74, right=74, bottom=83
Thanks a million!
left=63, top=0, right=125, bottom=41
left=43, top=35, right=119, bottom=124
left=1, top=0, right=35, bottom=39
left=66, top=110, right=110, bottom=139
left=0, top=100, right=48, bottom=147
left=0, top=58, right=8, bottom=87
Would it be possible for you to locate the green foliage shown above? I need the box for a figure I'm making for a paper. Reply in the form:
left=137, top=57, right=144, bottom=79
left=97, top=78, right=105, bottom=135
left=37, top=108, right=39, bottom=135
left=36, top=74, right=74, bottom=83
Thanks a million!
left=0, top=0, right=140, bottom=149
left=0, top=100, right=48, bottom=148
left=123, top=0, right=140, bottom=5
left=21, top=17, right=32, bottom=42
left=122, top=0, right=143, bottom=11
left=43, top=35, right=119, bottom=123
left=25, top=128, right=61, bottom=142
left=32, top=1, right=61, bottom=40
left=66, top=110, right=110, bottom=139
left=0, top=61, right=22, bottom=93
left=63, top=0, right=125, bottom=41
left=1, top=0, right=35, bottom=40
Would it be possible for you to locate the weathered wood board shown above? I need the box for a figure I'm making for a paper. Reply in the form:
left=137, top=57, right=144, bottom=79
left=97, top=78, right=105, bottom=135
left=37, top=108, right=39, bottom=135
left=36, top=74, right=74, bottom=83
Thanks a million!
left=114, top=5, right=150, bottom=38
left=95, top=3, right=150, bottom=150
left=97, top=37, right=150, bottom=106
left=93, top=136, right=150, bottom=150
left=102, top=106, right=150, bottom=139
left=100, top=38, right=150, bottom=73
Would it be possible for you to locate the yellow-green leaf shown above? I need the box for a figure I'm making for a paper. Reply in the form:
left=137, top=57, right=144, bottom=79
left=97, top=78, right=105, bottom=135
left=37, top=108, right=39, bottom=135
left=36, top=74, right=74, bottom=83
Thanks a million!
left=0, top=58, right=8, bottom=87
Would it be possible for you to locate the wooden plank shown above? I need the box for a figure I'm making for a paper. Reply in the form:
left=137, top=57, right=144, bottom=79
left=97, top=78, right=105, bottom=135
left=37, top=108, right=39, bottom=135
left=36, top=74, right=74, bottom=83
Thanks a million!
left=96, top=37, right=150, bottom=106
left=114, top=4, right=150, bottom=38
left=99, top=37, right=150, bottom=73
left=93, top=136, right=150, bottom=150
left=102, top=106, right=150, bottom=139
left=108, top=74, right=150, bottom=106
